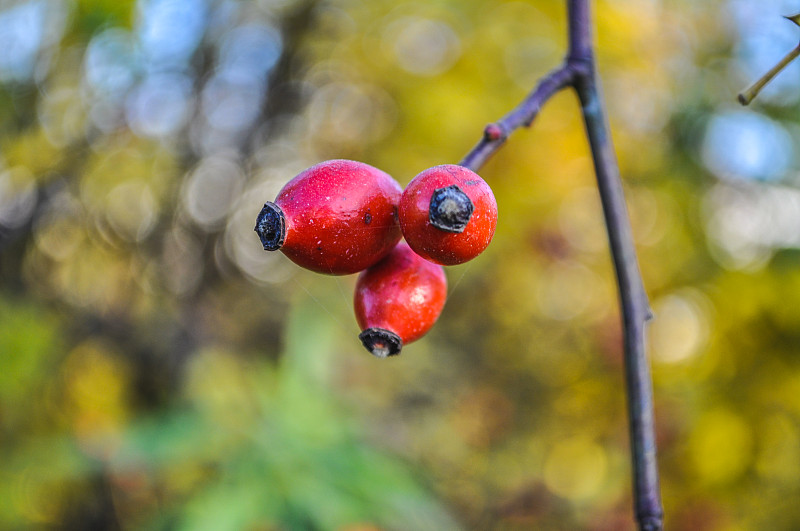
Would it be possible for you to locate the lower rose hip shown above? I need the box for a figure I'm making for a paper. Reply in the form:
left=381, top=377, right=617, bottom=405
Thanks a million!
left=354, top=242, right=447, bottom=358
left=399, top=164, right=497, bottom=265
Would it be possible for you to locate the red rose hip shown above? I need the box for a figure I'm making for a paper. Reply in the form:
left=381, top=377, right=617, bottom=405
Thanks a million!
left=354, top=242, right=447, bottom=358
left=399, top=164, right=497, bottom=265
left=255, top=160, right=402, bottom=275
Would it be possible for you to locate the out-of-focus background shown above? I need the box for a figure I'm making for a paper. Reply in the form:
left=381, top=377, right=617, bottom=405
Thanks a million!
left=1, top=0, right=799, bottom=529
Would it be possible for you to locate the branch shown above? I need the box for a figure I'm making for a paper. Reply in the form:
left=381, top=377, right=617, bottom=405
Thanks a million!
left=459, top=1, right=663, bottom=529
left=574, top=61, right=663, bottom=531
left=738, top=14, right=800, bottom=105
left=459, top=66, right=575, bottom=171
left=738, top=43, right=800, bottom=105
left=567, top=3, right=662, bottom=529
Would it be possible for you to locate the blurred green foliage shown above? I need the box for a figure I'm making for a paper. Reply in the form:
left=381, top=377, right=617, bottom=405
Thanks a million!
left=2, top=0, right=800, bottom=529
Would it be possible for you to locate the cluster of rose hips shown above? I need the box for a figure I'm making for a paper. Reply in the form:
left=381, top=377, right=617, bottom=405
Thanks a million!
left=255, top=159, right=497, bottom=358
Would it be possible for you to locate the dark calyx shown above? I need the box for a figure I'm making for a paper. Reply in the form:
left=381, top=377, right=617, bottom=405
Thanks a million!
left=255, top=202, right=286, bottom=251
left=429, top=185, right=474, bottom=233
left=359, top=328, right=403, bottom=358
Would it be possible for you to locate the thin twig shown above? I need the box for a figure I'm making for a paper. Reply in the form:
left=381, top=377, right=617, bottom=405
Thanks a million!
left=459, top=65, right=575, bottom=171
left=459, top=0, right=663, bottom=529
left=738, top=43, right=800, bottom=105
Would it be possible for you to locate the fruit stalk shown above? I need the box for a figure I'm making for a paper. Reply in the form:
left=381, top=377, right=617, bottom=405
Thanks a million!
left=459, top=1, right=663, bottom=529
left=459, top=66, right=575, bottom=171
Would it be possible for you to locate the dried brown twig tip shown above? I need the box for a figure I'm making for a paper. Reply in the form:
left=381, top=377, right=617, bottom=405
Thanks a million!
left=738, top=15, right=800, bottom=105
left=738, top=43, right=800, bottom=105
left=785, top=13, right=800, bottom=26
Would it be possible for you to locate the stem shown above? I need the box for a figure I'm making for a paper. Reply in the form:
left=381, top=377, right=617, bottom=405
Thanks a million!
left=568, top=4, right=663, bottom=526
left=459, top=65, right=575, bottom=171
left=567, top=0, right=592, bottom=61
left=574, top=55, right=663, bottom=531
left=460, top=1, right=663, bottom=529
left=738, top=43, right=800, bottom=105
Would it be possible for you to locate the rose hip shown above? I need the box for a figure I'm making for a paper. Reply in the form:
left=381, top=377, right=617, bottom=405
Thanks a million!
left=399, top=164, right=497, bottom=266
left=354, top=242, right=447, bottom=357
left=255, top=160, right=402, bottom=275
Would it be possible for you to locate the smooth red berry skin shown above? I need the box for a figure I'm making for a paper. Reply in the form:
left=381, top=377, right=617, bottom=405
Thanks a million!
left=354, top=242, right=447, bottom=357
left=255, top=160, right=402, bottom=275
left=399, top=164, right=497, bottom=266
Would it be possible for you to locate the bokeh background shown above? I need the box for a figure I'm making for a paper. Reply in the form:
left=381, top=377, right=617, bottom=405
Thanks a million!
left=1, top=0, right=799, bottom=529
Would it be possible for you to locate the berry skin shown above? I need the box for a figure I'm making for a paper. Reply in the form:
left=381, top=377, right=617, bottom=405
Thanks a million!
left=399, top=164, right=497, bottom=266
left=255, top=160, right=402, bottom=275
left=354, top=242, right=447, bottom=358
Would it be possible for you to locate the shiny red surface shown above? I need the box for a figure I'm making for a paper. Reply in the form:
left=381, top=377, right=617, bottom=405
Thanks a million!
left=354, top=242, right=447, bottom=345
left=399, top=164, right=497, bottom=265
left=275, top=160, right=402, bottom=275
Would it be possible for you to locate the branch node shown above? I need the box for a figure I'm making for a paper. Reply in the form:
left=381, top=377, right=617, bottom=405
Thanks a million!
left=483, top=123, right=505, bottom=142
left=566, top=55, right=593, bottom=76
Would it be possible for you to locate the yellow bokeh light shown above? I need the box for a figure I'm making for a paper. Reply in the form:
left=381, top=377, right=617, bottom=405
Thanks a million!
left=689, top=409, right=753, bottom=485
left=544, top=436, right=608, bottom=501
